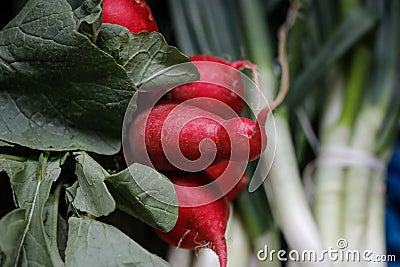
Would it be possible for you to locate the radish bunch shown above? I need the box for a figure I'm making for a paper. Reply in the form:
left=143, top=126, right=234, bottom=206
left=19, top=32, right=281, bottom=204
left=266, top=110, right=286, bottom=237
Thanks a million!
left=127, top=55, right=264, bottom=266
left=102, top=2, right=265, bottom=266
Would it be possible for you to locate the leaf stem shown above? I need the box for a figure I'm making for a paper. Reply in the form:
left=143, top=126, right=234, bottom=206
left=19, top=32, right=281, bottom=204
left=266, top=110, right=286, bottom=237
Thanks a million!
left=0, top=154, right=27, bottom=162
left=14, top=152, right=50, bottom=267
left=50, top=182, right=63, bottom=248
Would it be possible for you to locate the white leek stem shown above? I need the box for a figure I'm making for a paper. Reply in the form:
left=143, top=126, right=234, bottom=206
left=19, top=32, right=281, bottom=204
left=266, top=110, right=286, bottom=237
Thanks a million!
left=226, top=210, right=251, bottom=267
left=342, top=108, right=384, bottom=254
left=264, top=111, right=330, bottom=267
left=313, top=68, right=349, bottom=258
left=192, top=248, right=219, bottom=267
left=167, top=247, right=192, bottom=267
left=313, top=124, right=350, bottom=250
left=364, top=169, right=386, bottom=267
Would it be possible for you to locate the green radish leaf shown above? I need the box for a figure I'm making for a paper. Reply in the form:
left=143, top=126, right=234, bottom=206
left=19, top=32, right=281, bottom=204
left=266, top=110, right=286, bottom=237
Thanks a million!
left=0, top=157, right=25, bottom=195
left=43, top=208, right=69, bottom=261
left=65, top=182, right=79, bottom=205
left=65, top=217, right=171, bottom=267
left=0, top=0, right=135, bottom=155
left=97, top=24, right=200, bottom=91
left=73, top=0, right=103, bottom=42
left=72, top=152, right=116, bottom=217
left=288, top=7, right=377, bottom=106
left=43, top=184, right=69, bottom=260
left=0, top=153, right=66, bottom=267
left=56, top=214, right=68, bottom=260
left=0, top=209, right=26, bottom=267
left=65, top=182, right=80, bottom=217
left=105, top=163, right=178, bottom=232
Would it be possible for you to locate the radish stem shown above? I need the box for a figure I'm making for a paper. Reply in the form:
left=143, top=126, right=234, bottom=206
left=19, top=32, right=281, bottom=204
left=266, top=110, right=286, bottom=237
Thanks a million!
left=268, top=0, right=300, bottom=111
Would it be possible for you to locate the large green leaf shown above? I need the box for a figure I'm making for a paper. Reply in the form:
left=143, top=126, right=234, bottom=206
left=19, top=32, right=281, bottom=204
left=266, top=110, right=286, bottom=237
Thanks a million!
left=97, top=24, right=200, bottom=91
left=65, top=217, right=171, bottom=267
left=72, top=152, right=116, bottom=217
left=0, top=153, right=66, bottom=267
left=0, top=0, right=135, bottom=155
left=105, top=163, right=178, bottom=232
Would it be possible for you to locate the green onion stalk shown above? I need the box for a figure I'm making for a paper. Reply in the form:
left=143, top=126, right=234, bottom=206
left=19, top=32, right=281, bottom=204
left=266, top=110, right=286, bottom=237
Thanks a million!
left=313, top=1, right=400, bottom=265
left=238, top=1, right=332, bottom=266
left=342, top=0, right=400, bottom=253
left=312, top=66, right=350, bottom=253
left=313, top=44, right=371, bottom=253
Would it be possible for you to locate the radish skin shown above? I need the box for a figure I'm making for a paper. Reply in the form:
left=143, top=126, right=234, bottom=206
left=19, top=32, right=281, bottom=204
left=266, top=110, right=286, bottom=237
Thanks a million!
left=128, top=102, right=266, bottom=170
left=205, top=161, right=249, bottom=201
left=168, top=55, right=258, bottom=118
left=102, top=0, right=158, bottom=33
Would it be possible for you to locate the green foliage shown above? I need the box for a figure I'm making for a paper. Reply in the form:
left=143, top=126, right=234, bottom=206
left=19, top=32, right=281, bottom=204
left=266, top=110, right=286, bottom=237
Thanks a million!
left=288, top=7, right=377, bottom=106
left=65, top=217, right=171, bottom=267
left=106, top=163, right=178, bottom=232
left=72, top=152, right=116, bottom=217
left=0, top=0, right=134, bottom=155
left=98, top=24, right=199, bottom=91
left=0, top=0, right=197, bottom=265
left=0, top=0, right=198, bottom=155
left=0, top=153, right=66, bottom=267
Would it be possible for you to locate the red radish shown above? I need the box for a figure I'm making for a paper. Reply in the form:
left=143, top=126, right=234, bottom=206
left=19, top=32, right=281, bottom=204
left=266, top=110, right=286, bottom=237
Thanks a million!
left=102, top=0, right=158, bottom=34
left=128, top=101, right=266, bottom=170
left=154, top=171, right=230, bottom=267
left=168, top=55, right=258, bottom=118
left=205, top=161, right=249, bottom=201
